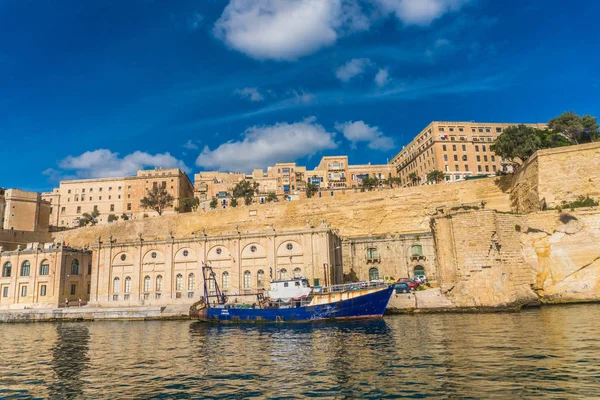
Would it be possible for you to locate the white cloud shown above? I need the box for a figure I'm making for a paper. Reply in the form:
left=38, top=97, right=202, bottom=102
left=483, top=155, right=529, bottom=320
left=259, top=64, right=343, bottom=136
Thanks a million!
left=376, top=0, right=470, bottom=26
left=47, top=149, right=190, bottom=179
left=213, top=0, right=368, bottom=61
left=196, top=117, right=337, bottom=172
left=335, top=58, right=371, bottom=82
left=290, top=89, right=316, bottom=104
left=235, top=87, right=265, bottom=102
left=374, top=68, right=390, bottom=87
left=183, top=140, right=199, bottom=150
left=335, top=120, right=395, bottom=150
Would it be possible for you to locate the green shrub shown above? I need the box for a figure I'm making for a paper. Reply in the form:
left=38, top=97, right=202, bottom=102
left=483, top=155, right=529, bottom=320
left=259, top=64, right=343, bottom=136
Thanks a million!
left=561, top=196, right=598, bottom=209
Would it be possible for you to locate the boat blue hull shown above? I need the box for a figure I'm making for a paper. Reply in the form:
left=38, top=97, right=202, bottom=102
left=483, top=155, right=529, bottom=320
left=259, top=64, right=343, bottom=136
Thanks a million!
left=196, top=285, right=395, bottom=323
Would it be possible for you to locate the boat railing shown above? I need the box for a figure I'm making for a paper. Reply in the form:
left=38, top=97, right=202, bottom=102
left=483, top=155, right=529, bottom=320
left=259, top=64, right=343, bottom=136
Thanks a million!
left=316, top=281, right=389, bottom=294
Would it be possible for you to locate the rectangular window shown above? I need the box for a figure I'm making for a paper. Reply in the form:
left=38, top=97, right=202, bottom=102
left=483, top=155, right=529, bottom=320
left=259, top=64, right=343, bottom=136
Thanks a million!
left=153, top=182, right=158, bottom=190
left=443, top=155, right=448, bottom=162
left=478, top=165, right=482, bottom=172
left=99, top=188, right=103, bottom=192
left=493, top=165, right=497, bottom=172
left=462, top=144, right=466, bottom=151
left=88, top=283, right=91, bottom=295
left=21, top=286, right=27, bottom=297
left=70, top=284, right=76, bottom=295
left=127, top=203, right=132, bottom=211
left=453, top=155, right=458, bottom=161
left=458, top=127, right=464, bottom=132
left=455, top=165, right=459, bottom=171
left=109, top=187, right=112, bottom=191
left=475, top=145, right=479, bottom=152
left=2, top=286, right=8, bottom=297
left=77, top=206, right=81, bottom=213
left=486, top=128, right=491, bottom=132
left=485, top=165, right=490, bottom=172
left=496, top=127, right=502, bottom=133
left=442, top=144, right=447, bottom=151
left=491, top=156, right=495, bottom=162
left=110, top=204, right=115, bottom=212
left=452, top=144, right=456, bottom=151
left=162, top=181, right=166, bottom=188
left=484, top=155, right=488, bottom=162
left=68, top=189, right=71, bottom=194
left=439, top=127, right=445, bottom=132
left=449, top=127, right=454, bottom=132
left=118, top=186, right=122, bottom=190
left=483, top=145, right=487, bottom=152
left=61, top=207, right=66, bottom=212
left=478, top=128, right=484, bottom=133
left=465, top=165, right=469, bottom=171
left=477, top=155, right=481, bottom=162
left=40, top=285, right=47, bottom=296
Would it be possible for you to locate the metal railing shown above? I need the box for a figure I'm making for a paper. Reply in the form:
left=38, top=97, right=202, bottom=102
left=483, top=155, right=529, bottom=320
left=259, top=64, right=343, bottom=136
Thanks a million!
left=315, top=281, right=389, bottom=294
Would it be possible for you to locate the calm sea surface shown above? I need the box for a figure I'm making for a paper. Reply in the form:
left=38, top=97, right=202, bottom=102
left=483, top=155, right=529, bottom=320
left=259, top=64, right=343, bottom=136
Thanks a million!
left=1, top=304, right=599, bottom=399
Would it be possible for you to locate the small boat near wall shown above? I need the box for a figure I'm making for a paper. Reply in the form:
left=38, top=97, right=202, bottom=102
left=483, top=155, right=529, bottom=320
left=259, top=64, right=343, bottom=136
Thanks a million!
left=190, top=265, right=394, bottom=323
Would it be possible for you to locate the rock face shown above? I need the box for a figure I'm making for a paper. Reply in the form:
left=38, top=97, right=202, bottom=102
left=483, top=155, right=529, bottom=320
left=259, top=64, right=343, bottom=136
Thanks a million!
left=430, top=208, right=600, bottom=310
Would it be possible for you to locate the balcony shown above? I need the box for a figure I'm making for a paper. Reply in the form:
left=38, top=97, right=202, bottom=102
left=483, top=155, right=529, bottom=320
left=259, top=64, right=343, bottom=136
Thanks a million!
left=366, top=256, right=381, bottom=263
left=410, top=255, right=426, bottom=262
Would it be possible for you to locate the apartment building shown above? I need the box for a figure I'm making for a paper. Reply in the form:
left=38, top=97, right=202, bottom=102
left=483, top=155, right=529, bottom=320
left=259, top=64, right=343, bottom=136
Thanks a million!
left=390, top=121, right=547, bottom=186
left=1, top=189, right=50, bottom=232
left=43, top=168, right=193, bottom=228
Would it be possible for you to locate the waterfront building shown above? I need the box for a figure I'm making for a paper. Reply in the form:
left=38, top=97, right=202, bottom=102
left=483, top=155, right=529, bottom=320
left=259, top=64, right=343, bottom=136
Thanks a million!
left=390, top=121, right=547, bottom=186
left=42, top=168, right=194, bottom=229
left=341, top=233, right=436, bottom=282
left=89, top=224, right=343, bottom=307
left=0, top=244, right=92, bottom=309
left=1, top=188, right=50, bottom=232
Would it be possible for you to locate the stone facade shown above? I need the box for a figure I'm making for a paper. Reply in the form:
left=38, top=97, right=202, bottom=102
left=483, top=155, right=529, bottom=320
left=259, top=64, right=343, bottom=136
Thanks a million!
left=0, top=245, right=92, bottom=310
left=341, top=233, right=435, bottom=282
left=89, top=225, right=343, bottom=307
left=390, top=121, right=547, bottom=186
left=2, top=189, right=50, bottom=232
left=42, top=168, right=194, bottom=228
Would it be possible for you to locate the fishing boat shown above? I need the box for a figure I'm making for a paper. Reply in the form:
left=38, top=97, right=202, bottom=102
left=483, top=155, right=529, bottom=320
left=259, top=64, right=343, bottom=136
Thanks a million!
left=189, top=265, right=394, bottom=323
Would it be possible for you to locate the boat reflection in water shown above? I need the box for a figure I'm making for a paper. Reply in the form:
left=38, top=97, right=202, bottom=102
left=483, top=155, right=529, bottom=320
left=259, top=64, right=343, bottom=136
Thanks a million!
left=190, top=265, right=394, bottom=323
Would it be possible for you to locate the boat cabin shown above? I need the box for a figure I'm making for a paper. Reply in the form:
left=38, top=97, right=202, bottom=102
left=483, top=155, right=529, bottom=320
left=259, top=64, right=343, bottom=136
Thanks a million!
left=268, top=278, right=312, bottom=300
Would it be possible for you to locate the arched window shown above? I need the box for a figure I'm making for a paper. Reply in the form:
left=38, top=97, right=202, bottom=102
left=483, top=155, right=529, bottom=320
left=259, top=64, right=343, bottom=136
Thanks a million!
left=143, top=276, right=151, bottom=292
left=369, top=267, right=379, bottom=281
left=113, top=277, right=121, bottom=293
left=176, top=274, right=183, bottom=291
left=156, top=275, right=163, bottom=292
left=411, top=245, right=423, bottom=257
left=71, top=259, right=80, bottom=275
left=279, top=268, right=288, bottom=280
left=222, top=272, right=230, bottom=289
left=21, top=261, right=31, bottom=276
left=257, top=270, right=265, bottom=287
left=414, top=266, right=425, bottom=277
left=40, top=261, right=50, bottom=276
left=293, top=267, right=302, bottom=278
left=243, top=270, right=251, bottom=289
left=188, top=273, right=195, bottom=291
left=124, top=277, right=131, bottom=293
left=2, top=262, right=11, bottom=277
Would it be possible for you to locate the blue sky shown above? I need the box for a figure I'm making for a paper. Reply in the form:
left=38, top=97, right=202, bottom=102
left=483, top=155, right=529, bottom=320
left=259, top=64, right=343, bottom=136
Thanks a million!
left=1, top=0, right=599, bottom=191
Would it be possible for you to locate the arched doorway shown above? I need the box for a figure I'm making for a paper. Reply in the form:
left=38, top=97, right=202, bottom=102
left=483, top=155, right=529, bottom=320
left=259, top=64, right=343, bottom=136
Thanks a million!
left=369, top=267, right=379, bottom=281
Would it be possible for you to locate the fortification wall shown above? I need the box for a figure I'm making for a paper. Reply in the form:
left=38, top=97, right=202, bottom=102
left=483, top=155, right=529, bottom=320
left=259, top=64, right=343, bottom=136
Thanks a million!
left=429, top=208, right=600, bottom=310
left=0, top=230, right=53, bottom=251
left=511, top=142, right=600, bottom=213
left=57, top=176, right=511, bottom=248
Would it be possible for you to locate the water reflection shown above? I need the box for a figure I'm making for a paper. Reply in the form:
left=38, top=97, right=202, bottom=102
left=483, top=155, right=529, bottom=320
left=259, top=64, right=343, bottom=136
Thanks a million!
left=0, top=305, right=600, bottom=398
left=49, top=323, right=90, bottom=399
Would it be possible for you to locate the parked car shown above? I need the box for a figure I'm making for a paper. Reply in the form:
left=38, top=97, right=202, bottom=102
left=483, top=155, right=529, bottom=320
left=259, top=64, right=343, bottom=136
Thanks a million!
left=383, top=275, right=396, bottom=284
left=397, top=278, right=418, bottom=290
left=394, top=282, right=410, bottom=294
left=414, top=275, right=427, bottom=282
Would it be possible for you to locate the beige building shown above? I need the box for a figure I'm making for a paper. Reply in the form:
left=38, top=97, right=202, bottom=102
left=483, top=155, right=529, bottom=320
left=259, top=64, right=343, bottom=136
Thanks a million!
left=390, top=121, right=547, bottom=186
left=0, top=244, right=92, bottom=309
left=341, top=233, right=436, bottom=282
left=43, top=168, right=194, bottom=228
left=1, top=189, right=50, bottom=232
left=89, top=225, right=343, bottom=307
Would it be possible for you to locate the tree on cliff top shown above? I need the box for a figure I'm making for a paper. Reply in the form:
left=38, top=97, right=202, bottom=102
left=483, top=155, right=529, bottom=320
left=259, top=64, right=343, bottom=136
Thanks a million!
left=548, top=111, right=599, bottom=143
left=232, top=179, right=258, bottom=206
left=408, top=172, right=420, bottom=186
left=79, top=208, right=100, bottom=227
left=209, top=197, right=218, bottom=209
left=306, top=182, right=319, bottom=198
left=491, top=125, right=542, bottom=167
left=140, top=186, right=174, bottom=216
left=427, top=170, right=445, bottom=184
